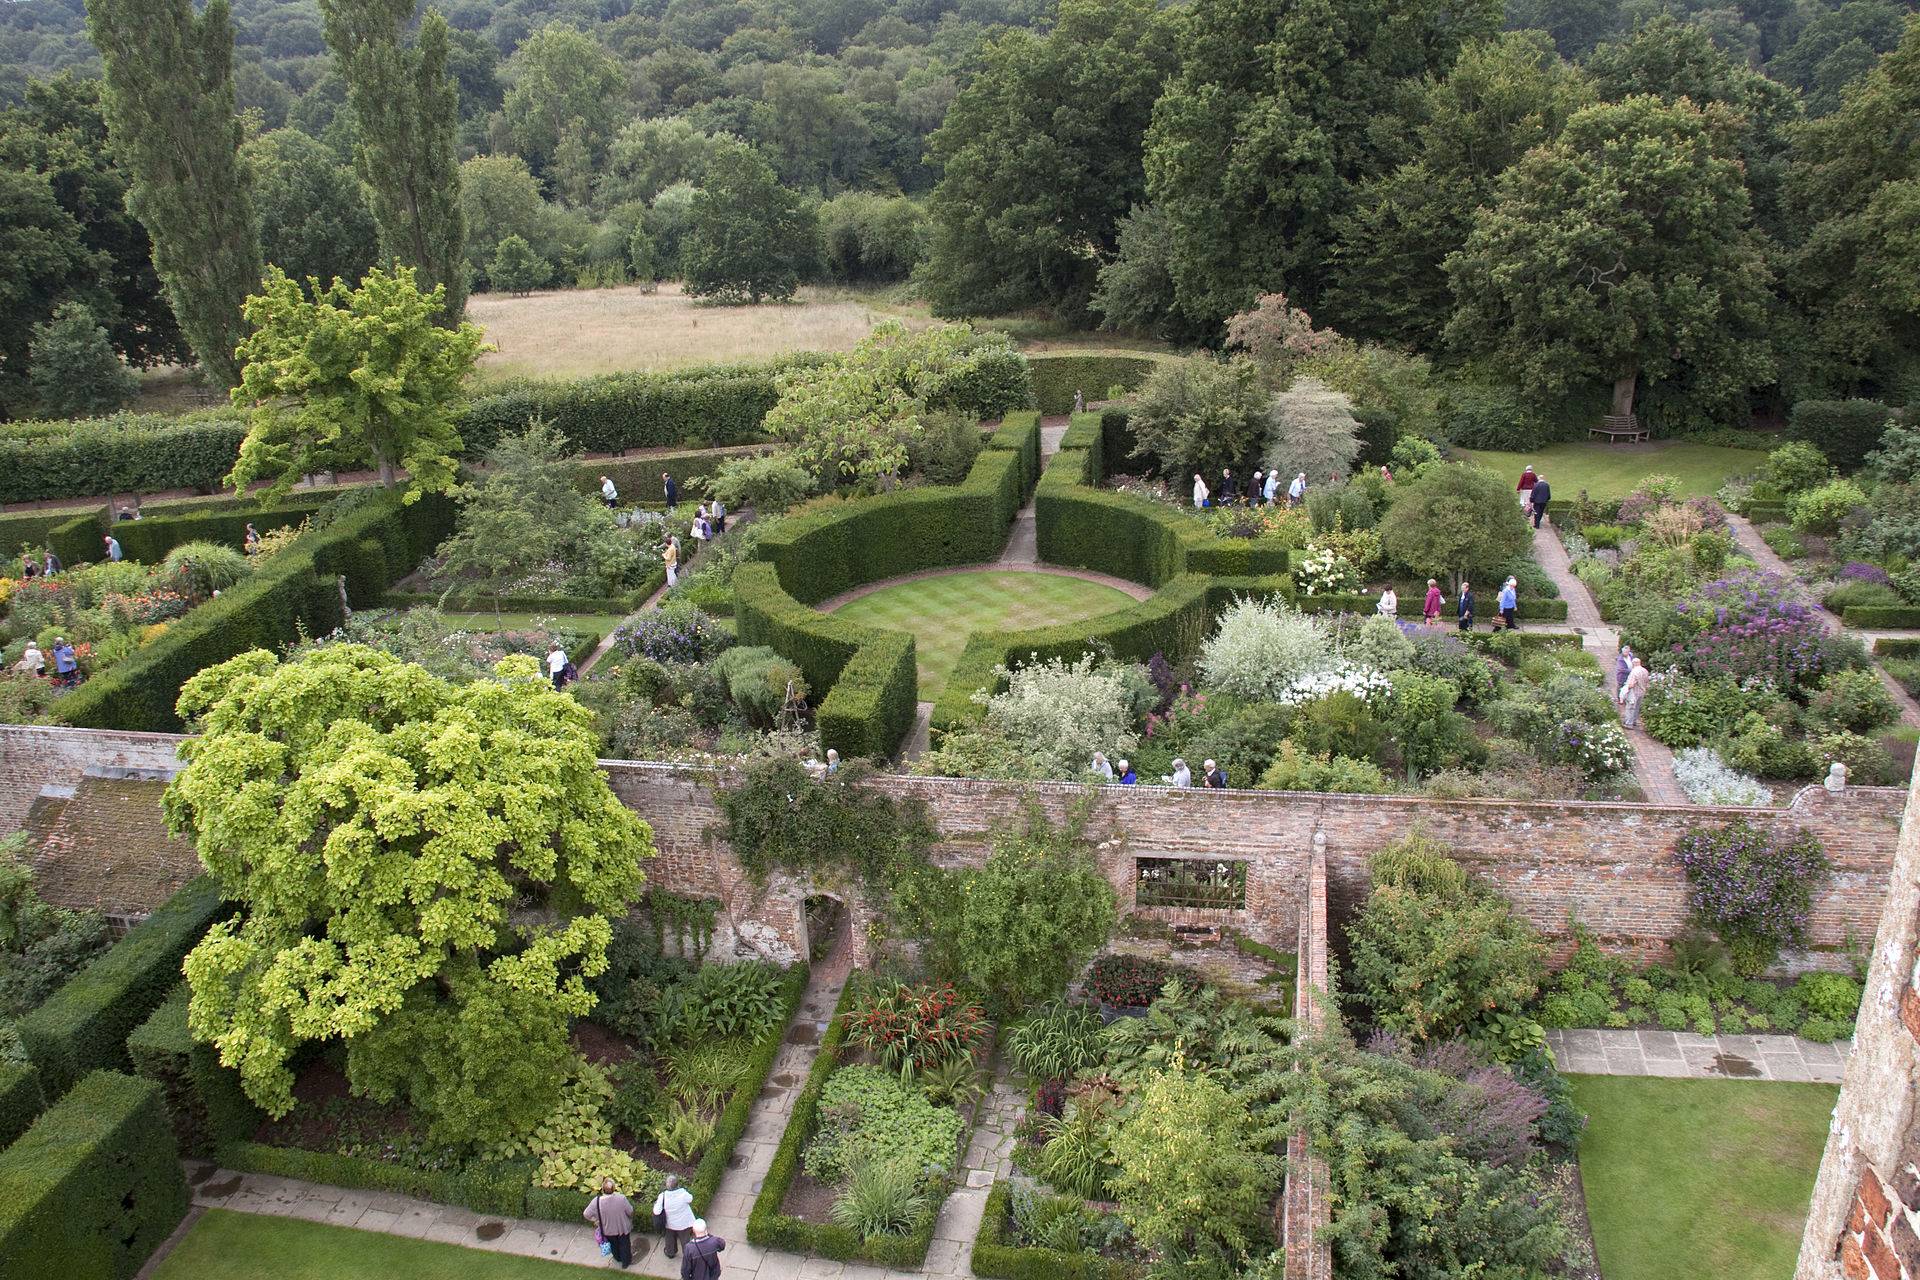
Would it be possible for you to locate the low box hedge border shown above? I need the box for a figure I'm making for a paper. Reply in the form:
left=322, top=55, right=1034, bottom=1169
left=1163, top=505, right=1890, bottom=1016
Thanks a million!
left=970, top=1179, right=1143, bottom=1280
left=0, top=1061, right=45, bottom=1150
left=1874, top=637, right=1920, bottom=657
left=0, top=1070, right=188, bottom=1280
left=1843, top=605, right=1920, bottom=629
left=381, top=591, right=641, bottom=615
left=18, top=876, right=227, bottom=1100
left=209, top=964, right=807, bottom=1226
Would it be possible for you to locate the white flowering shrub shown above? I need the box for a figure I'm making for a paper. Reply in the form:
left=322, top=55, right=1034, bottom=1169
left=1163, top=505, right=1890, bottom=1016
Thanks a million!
left=1342, top=615, right=1415, bottom=671
left=1197, top=598, right=1332, bottom=701
left=1672, top=747, right=1773, bottom=807
left=1549, top=719, right=1634, bottom=778
left=1293, top=546, right=1361, bottom=596
left=1277, top=661, right=1394, bottom=708
left=982, top=653, right=1140, bottom=778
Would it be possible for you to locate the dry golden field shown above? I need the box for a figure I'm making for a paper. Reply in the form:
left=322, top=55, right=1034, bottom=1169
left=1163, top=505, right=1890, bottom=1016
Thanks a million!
left=468, top=282, right=932, bottom=380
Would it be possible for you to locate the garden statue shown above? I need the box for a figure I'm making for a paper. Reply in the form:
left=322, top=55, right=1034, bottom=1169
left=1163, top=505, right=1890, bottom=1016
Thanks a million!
left=1825, top=761, right=1848, bottom=793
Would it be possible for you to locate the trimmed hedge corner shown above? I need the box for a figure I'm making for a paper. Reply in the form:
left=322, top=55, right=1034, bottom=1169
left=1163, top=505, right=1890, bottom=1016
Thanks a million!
left=0, top=1061, right=45, bottom=1150
left=970, top=1179, right=1142, bottom=1280
left=18, top=877, right=226, bottom=1099
left=126, top=986, right=262, bottom=1157
left=1843, top=605, right=1920, bottom=629
left=1026, top=354, right=1160, bottom=416
left=0, top=1070, right=188, bottom=1280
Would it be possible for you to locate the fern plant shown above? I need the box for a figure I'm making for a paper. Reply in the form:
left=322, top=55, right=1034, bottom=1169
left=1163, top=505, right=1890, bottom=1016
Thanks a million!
left=650, top=1095, right=716, bottom=1164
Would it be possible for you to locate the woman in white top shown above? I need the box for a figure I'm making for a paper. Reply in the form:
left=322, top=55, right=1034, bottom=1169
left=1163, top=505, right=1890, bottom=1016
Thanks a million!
left=600, top=475, right=618, bottom=508
left=1376, top=587, right=1398, bottom=618
left=1192, top=474, right=1209, bottom=508
left=1090, top=751, right=1114, bottom=781
left=1164, top=757, right=1192, bottom=787
left=653, top=1174, right=696, bottom=1258
left=13, top=642, right=43, bottom=676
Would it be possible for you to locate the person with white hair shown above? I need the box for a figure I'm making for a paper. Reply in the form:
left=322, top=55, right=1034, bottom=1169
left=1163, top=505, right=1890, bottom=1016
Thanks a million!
left=1164, top=757, right=1192, bottom=787
left=1090, top=750, right=1114, bottom=781
left=679, top=1218, right=727, bottom=1280
left=652, top=1173, right=696, bottom=1258
left=1203, top=758, right=1227, bottom=788
left=1192, top=473, right=1210, bottom=509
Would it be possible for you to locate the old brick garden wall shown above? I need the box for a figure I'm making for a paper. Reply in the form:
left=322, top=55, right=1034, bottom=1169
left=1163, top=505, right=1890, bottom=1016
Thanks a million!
left=0, top=726, right=1901, bottom=975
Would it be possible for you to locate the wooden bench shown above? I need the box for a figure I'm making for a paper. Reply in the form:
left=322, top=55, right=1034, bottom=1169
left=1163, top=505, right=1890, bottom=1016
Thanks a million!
left=1589, top=414, right=1650, bottom=444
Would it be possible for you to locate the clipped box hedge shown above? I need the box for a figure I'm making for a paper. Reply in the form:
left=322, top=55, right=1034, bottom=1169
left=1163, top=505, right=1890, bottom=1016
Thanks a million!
left=0, top=1061, right=45, bottom=1150
left=1843, top=605, right=1920, bottom=629
left=0, top=1070, right=188, bottom=1280
left=970, top=1180, right=1142, bottom=1280
left=1874, top=637, right=1920, bottom=657
left=1026, top=354, right=1160, bottom=416
left=126, top=986, right=262, bottom=1157
left=52, top=490, right=456, bottom=732
left=570, top=445, right=775, bottom=506
left=18, top=877, right=227, bottom=1099
left=746, top=980, right=958, bottom=1267
left=0, top=411, right=250, bottom=505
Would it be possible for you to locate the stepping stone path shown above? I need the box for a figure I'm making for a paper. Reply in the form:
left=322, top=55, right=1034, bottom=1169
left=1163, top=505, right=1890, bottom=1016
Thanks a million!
left=1545, top=1027, right=1850, bottom=1083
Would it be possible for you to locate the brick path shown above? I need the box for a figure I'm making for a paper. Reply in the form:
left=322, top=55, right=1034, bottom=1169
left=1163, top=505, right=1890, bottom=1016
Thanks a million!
left=1528, top=522, right=1689, bottom=804
left=1546, top=1027, right=1851, bottom=1083
left=1724, top=513, right=1920, bottom=731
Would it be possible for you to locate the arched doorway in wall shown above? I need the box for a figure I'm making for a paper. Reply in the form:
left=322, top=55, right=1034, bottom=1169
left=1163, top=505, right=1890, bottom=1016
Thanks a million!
left=800, top=893, right=851, bottom=980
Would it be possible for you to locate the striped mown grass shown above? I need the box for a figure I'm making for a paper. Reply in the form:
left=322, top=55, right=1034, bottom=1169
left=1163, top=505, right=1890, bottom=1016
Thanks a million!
left=829, top=570, right=1138, bottom=699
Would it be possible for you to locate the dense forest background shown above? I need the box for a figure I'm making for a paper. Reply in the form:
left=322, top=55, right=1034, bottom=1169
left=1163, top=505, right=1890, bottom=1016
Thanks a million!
left=2, top=0, right=1917, bottom=426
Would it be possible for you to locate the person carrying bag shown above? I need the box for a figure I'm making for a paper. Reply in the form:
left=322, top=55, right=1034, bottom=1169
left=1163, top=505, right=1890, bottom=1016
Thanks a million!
left=584, top=1178, right=634, bottom=1269
left=653, top=1174, right=696, bottom=1258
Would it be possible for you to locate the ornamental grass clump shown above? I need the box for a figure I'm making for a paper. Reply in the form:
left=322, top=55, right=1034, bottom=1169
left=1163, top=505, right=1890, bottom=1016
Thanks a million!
left=1673, top=819, right=1831, bottom=975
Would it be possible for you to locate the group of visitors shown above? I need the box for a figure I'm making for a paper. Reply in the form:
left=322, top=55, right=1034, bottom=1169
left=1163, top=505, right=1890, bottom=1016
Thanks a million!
left=12, top=637, right=79, bottom=686
left=1516, top=464, right=1553, bottom=529
left=20, top=551, right=61, bottom=580
left=1616, top=643, right=1651, bottom=729
left=583, top=1173, right=725, bottom=1276
left=1190, top=468, right=1312, bottom=509
left=1090, top=750, right=1230, bottom=788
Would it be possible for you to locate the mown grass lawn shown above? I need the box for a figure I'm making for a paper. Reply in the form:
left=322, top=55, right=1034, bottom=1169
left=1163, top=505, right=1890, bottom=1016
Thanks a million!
left=1571, top=1075, right=1835, bottom=1280
left=1458, top=440, right=1770, bottom=501
left=829, top=569, right=1138, bottom=698
left=150, top=1210, right=593, bottom=1279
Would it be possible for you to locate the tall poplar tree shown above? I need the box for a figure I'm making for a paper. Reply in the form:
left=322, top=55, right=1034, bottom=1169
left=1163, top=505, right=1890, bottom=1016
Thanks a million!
left=85, top=0, right=262, bottom=389
left=319, top=0, right=467, bottom=322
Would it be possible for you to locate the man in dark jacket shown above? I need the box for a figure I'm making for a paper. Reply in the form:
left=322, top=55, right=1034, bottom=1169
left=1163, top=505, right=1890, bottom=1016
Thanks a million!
left=680, top=1219, right=726, bottom=1280
left=663, top=471, right=679, bottom=512
left=1203, top=759, right=1228, bottom=788
left=1457, top=581, right=1475, bottom=632
left=1529, top=475, right=1552, bottom=528
left=1218, top=467, right=1240, bottom=504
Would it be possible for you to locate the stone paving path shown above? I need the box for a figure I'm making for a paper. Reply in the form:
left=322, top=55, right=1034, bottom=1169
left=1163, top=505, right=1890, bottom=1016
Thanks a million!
left=1528, top=521, right=1689, bottom=804
left=1724, top=513, right=1920, bottom=732
left=1546, top=1027, right=1851, bottom=1083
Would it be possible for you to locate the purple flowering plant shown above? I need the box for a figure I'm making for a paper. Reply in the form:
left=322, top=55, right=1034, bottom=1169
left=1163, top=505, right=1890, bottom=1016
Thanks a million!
left=616, top=605, right=732, bottom=664
left=1672, top=818, right=1831, bottom=975
left=1837, top=561, right=1893, bottom=586
left=1671, top=573, right=1828, bottom=691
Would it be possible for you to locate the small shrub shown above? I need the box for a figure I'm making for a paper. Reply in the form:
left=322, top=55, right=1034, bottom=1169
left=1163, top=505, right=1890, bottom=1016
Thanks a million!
left=1580, top=523, right=1631, bottom=548
left=830, top=1158, right=929, bottom=1238
left=1807, top=668, right=1898, bottom=735
left=1086, top=955, right=1182, bottom=1009
left=159, top=542, right=254, bottom=597
left=1789, top=479, right=1871, bottom=536
left=842, top=982, right=986, bottom=1073
left=1672, top=748, right=1773, bottom=806
left=1792, top=972, right=1863, bottom=1023
left=1763, top=441, right=1833, bottom=495
left=1196, top=597, right=1331, bottom=701
left=1761, top=525, right=1805, bottom=558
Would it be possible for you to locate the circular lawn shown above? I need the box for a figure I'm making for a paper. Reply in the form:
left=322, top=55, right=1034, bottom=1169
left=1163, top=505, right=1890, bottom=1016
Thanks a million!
left=828, top=569, right=1140, bottom=698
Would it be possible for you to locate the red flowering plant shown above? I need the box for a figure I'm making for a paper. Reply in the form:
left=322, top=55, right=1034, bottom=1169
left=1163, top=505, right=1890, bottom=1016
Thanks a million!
left=1086, top=954, right=1183, bottom=1008
left=842, top=980, right=987, bottom=1075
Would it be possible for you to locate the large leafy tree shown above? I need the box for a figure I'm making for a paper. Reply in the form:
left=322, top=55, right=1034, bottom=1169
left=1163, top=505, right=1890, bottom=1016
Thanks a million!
left=0, top=74, right=186, bottom=376
left=230, top=265, right=485, bottom=498
left=85, top=0, right=263, bottom=389
left=1377, top=462, right=1530, bottom=587
left=1444, top=95, right=1775, bottom=432
left=681, top=144, right=817, bottom=304
left=1126, top=355, right=1271, bottom=481
left=1141, top=0, right=1501, bottom=335
left=1324, top=31, right=1590, bottom=347
left=245, top=128, right=380, bottom=290
left=167, top=645, right=652, bottom=1147
left=319, top=0, right=467, bottom=322
left=1780, top=16, right=1920, bottom=401
left=0, top=169, right=108, bottom=413
left=501, top=23, right=626, bottom=174
left=921, top=0, right=1179, bottom=318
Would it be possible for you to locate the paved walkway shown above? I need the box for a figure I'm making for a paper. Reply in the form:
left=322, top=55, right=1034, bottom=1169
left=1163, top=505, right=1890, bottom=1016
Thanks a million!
left=1546, top=1027, right=1850, bottom=1083
left=1724, top=513, right=1920, bottom=731
left=1529, top=521, right=1688, bottom=804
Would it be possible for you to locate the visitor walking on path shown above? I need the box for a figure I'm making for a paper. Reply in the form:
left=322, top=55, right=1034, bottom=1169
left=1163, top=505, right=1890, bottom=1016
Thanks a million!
left=1615, top=645, right=1635, bottom=696
left=13, top=641, right=43, bottom=677
left=1517, top=463, right=1537, bottom=509
left=1264, top=470, right=1280, bottom=505
left=244, top=523, right=260, bottom=553
left=1287, top=472, right=1306, bottom=506
left=42, top=551, right=60, bottom=577
left=1498, top=577, right=1519, bottom=631
left=103, top=535, right=121, bottom=563
left=1458, top=581, right=1475, bottom=632
left=1090, top=751, right=1114, bottom=781
left=584, top=1178, right=634, bottom=1269
left=1116, top=758, right=1137, bottom=784
left=52, top=638, right=77, bottom=686
left=1219, top=468, right=1240, bottom=504
left=1530, top=474, right=1552, bottom=529
left=1620, top=659, right=1651, bottom=728
left=653, top=1174, right=695, bottom=1259
left=1203, top=758, right=1227, bottom=788
left=1192, top=473, right=1210, bottom=508
left=1251, top=469, right=1265, bottom=505
left=600, top=475, right=618, bottom=509
left=1423, top=579, right=1443, bottom=626
left=662, top=471, right=678, bottom=512
left=547, top=643, right=568, bottom=690
left=1377, top=586, right=1398, bottom=618
left=663, top=537, right=680, bottom=587
left=679, top=1220, right=726, bottom=1280
left=1165, top=757, right=1192, bottom=787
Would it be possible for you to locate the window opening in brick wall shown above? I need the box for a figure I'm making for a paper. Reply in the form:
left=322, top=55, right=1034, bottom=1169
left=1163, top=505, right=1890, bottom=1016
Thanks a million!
left=1135, top=857, right=1247, bottom=909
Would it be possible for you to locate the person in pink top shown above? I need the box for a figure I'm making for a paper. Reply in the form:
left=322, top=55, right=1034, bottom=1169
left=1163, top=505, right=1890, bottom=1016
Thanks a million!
left=1423, top=578, right=1444, bottom=626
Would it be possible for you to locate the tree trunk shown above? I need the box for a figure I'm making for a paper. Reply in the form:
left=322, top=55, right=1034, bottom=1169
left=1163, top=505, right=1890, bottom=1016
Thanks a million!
left=377, top=455, right=396, bottom=489
left=1612, top=370, right=1638, bottom=419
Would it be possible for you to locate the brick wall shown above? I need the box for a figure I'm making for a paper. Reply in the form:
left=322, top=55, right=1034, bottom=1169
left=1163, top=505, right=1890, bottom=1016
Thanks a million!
left=1282, top=834, right=1333, bottom=1280
left=0, top=725, right=184, bottom=834
left=1799, top=770, right=1920, bottom=1280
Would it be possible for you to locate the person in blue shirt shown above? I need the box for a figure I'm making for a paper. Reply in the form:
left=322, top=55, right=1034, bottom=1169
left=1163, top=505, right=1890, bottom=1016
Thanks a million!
left=103, top=535, right=122, bottom=563
left=1498, top=576, right=1519, bottom=631
left=52, top=638, right=78, bottom=687
left=1115, top=758, right=1138, bottom=785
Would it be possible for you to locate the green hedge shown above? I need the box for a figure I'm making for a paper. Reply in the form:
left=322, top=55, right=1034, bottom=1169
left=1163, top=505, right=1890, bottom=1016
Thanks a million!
left=570, top=446, right=776, bottom=506
left=219, top=1141, right=539, bottom=1218
left=52, top=491, right=457, bottom=731
left=1099, top=407, right=1134, bottom=474
left=382, top=590, right=640, bottom=614
left=929, top=574, right=1291, bottom=736
left=748, top=980, right=957, bottom=1267
left=18, top=878, right=227, bottom=1099
left=0, top=1070, right=187, bottom=1280
left=0, top=411, right=250, bottom=504
left=0, top=509, right=103, bottom=559
left=126, top=986, right=262, bottom=1157
left=108, top=501, right=329, bottom=565
left=1026, top=355, right=1159, bottom=416
left=1874, top=637, right=1920, bottom=657
left=1843, top=605, right=1920, bottom=629
left=1788, top=398, right=1894, bottom=471
left=0, top=1061, right=44, bottom=1150
left=970, top=1180, right=1141, bottom=1280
